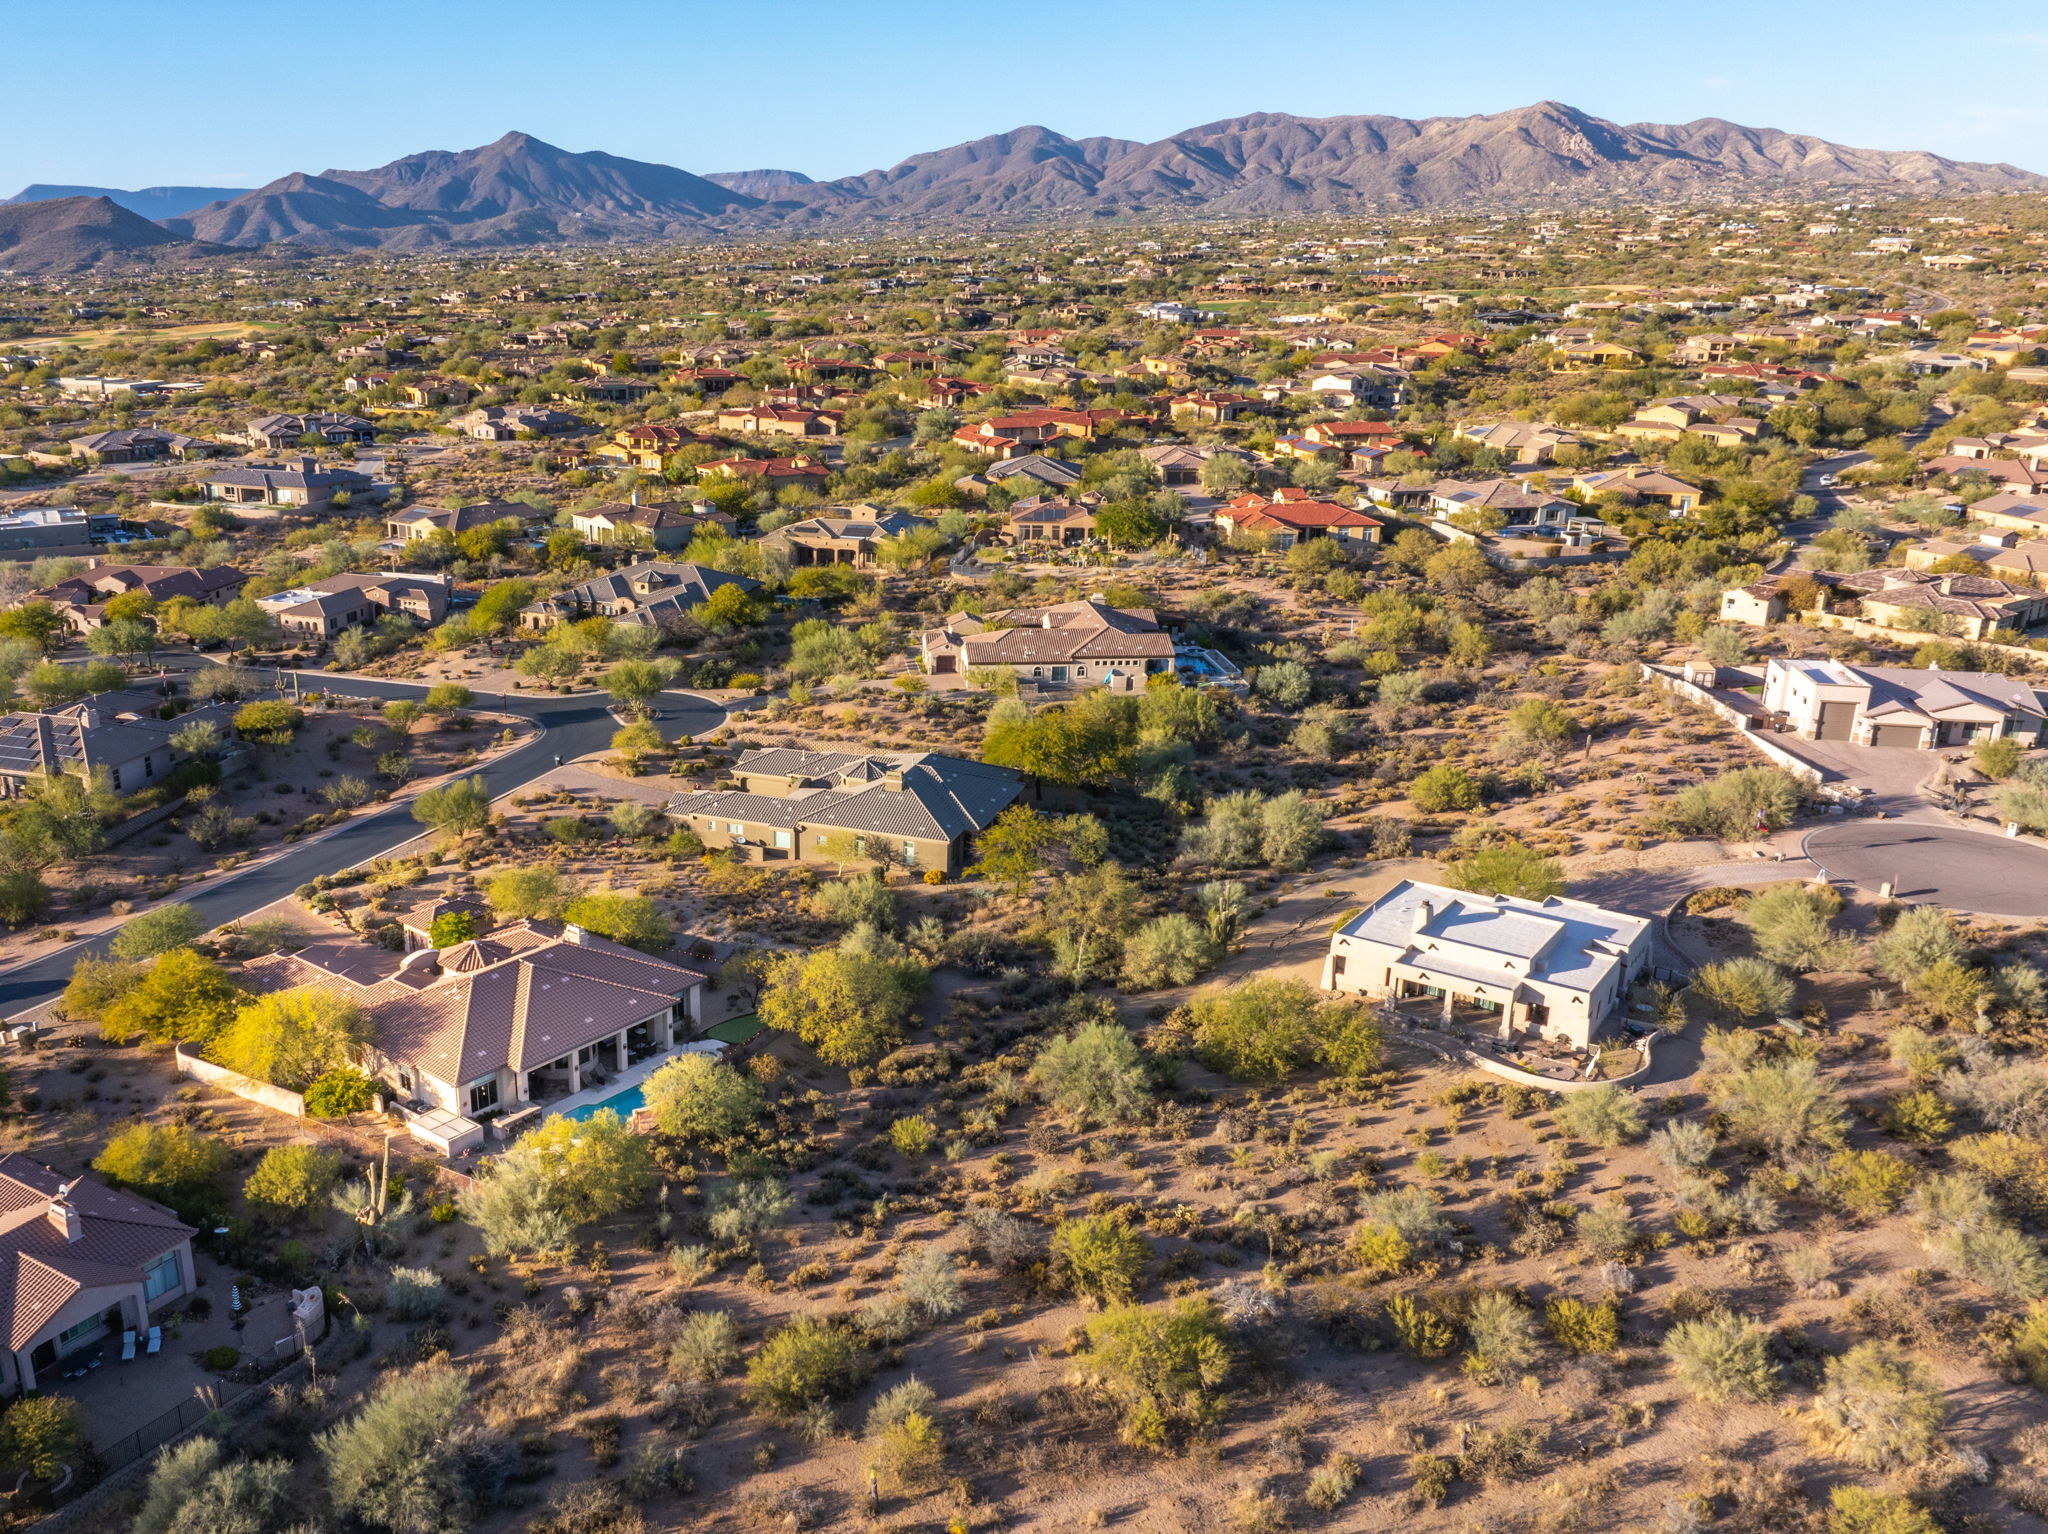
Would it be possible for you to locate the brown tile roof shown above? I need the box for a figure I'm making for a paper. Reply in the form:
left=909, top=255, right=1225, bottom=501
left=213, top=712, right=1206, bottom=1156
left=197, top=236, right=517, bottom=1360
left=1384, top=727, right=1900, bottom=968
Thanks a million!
left=0, top=1156, right=192, bottom=1350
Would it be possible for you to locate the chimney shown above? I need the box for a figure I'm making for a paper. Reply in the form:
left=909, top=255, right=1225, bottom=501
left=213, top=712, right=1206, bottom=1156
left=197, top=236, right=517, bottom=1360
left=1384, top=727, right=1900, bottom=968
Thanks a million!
left=564, top=923, right=590, bottom=946
left=46, top=1196, right=81, bottom=1243
left=1410, top=898, right=1434, bottom=936
left=883, top=769, right=905, bottom=791
left=1042, top=612, right=1053, bottom=628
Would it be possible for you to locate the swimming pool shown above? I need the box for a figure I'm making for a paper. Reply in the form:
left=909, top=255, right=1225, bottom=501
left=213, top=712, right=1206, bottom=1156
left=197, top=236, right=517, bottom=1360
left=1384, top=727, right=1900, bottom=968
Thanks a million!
left=558, top=1084, right=645, bottom=1122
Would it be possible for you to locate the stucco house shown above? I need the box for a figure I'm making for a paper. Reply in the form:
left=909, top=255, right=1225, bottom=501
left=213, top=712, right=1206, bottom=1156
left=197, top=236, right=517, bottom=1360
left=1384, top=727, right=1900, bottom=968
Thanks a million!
left=517, top=562, right=760, bottom=632
left=246, top=920, right=706, bottom=1123
left=0, top=1156, right=196, bottom=1392
left=921, top=596, right=1177, bottom=687
left=1761, top=657, right=2047, bottom=748
left=667, top=748, right=1022, bottom=876
left=1321, top=879, right=1652, bottom=1050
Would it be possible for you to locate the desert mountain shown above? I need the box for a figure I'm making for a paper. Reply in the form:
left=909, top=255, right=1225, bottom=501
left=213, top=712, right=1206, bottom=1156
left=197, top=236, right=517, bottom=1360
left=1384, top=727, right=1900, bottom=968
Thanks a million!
left=32, top=104, right=2048, bottom=256
left=4, top=183, right=254, bottom=221
left=704, top=168, right=815, bottom=197
left=0, top=196, right=211, bottom=274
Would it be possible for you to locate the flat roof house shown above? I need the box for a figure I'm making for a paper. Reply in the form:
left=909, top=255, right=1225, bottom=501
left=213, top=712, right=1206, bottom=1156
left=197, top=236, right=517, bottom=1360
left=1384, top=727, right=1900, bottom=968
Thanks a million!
left=1761, top=657, right=2047, bottom=749
left=1322, top=879, right=1652, bottom=1051
left=668, top=748, right=1022, bottom=877
left=0, top=1157, right=196, bottom=1393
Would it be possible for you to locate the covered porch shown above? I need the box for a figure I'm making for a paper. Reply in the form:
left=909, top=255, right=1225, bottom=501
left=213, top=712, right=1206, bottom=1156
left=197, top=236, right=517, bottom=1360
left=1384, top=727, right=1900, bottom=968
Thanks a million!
left=1389, top=974, right=1550, bottom=1044
left=516, top=1003, right=689, bottom=1106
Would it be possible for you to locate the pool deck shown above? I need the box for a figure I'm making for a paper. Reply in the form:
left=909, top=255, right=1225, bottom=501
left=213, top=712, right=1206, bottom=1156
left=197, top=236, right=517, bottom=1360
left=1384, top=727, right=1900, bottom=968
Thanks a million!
left=541, top=1039, right=720, bottom=1121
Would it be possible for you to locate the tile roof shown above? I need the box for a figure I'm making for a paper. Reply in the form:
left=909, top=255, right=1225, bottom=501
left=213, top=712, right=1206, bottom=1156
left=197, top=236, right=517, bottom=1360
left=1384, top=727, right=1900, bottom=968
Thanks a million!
left=0, top=1155, right=192, bottom=1350
left=672, top=748, right=1021, bottom=844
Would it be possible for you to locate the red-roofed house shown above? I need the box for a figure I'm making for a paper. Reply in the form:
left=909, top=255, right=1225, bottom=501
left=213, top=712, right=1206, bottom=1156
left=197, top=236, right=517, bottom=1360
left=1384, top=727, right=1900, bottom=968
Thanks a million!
left=1215, top=494, right=1383, bottom=548
left=0, top=1156, right=195, bottom=1391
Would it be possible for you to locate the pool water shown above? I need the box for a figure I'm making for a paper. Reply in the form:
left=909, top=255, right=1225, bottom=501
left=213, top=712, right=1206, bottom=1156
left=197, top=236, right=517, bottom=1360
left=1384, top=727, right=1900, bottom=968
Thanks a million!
left=559, top=1085, right=645, bottom=1122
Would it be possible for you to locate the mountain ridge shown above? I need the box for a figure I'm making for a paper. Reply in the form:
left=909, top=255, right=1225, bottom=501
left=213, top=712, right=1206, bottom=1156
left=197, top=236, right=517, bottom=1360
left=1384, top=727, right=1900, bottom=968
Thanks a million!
left=3, top=183, right=255, bottom=221
left=17, top=103, right=2048, bottom=262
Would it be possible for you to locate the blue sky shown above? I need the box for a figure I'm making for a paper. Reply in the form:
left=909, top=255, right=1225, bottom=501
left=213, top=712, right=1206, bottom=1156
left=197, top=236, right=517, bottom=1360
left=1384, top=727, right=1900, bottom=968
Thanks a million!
left=9, top=0, right=2048, bottom=194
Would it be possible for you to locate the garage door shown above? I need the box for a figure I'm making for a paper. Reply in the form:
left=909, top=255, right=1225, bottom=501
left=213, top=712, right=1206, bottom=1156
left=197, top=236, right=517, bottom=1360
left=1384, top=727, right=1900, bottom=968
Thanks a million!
left=1817, top=702, right=1857, bottom=741
left=1870, top=724, right=1923, bottom=749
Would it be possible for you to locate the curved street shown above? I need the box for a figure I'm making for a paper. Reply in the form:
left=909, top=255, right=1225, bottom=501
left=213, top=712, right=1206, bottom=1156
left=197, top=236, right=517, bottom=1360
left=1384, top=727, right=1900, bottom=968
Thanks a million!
left=0, top=668, right=730, bottom=1017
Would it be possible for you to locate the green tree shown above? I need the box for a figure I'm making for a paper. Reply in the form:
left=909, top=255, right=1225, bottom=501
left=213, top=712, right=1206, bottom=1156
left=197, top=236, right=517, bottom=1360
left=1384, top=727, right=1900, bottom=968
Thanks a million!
left=1053, top=1213, right=1150, bottom=1304
left=243, top=1142, right=344, bottom=1224
left=423, top=682, right=473, bottom=716
left=0, top=1396, right=80, bottom=1481
left=383, top=699, right=425, bottom=734
left=602, top=658, right=680, bottom=716
left=411, top=776, right=491, bottom=841
left=427, top=910, right=477, bottom=947
left=0, top=602, right=66, bottom=652
left=1553, top=1084, right=1646, bottom=1147
left=1714, top=1055, right=1850, bottom=1158
left=1662, top=1312, right=1780, bottom=1403
left=232, top=701, right=304, bottom=747
left=469, top=579, right=534, bottom=634
left=319, top=1363, right=474, bottom=1534
left=746, top=1317, right=864, bottom=1416
left=1410, top=763, right=1482, bottom=813
left=642, top=1053, right=763, bottom=1144
left=759, top=946, right=927, bottom=1066
left=484, top=866, right=578, bottom=922
left=1077, top=1298, right=1232, bottom=1450
left=1505, top=698, right=1575, bottom=757
left=93, top=1122, right=230, bottom=1216
left=969, top=804, right=1059, bottom=895
left=1445, top=839, right=1564, bottom=899
left=463, top=1110, right=653, bottom=1256
left=1119, top=913, right=1213, bottom=988
left=1187, top=978, right=1322, bottom=1082
left=1691, top=956, right=1795, bottom=1021
left=1743, top=882, right=1857, bottom=972
left=560, top=891, right=671, bottom=950
left=102, top=948, right=244, bottom=1043
left=208, top=988, right=367, bottom=1091
left=1030, top=1019, right=1153, bottom=1126
left=110, top=902, right=204, bottom=960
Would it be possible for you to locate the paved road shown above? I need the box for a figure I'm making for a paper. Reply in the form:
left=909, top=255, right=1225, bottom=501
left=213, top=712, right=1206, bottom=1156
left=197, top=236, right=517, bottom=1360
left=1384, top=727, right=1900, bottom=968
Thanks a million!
left=0, top=670, right=729, bottom=1017
left=1804, top=820, right=2048, bottom=917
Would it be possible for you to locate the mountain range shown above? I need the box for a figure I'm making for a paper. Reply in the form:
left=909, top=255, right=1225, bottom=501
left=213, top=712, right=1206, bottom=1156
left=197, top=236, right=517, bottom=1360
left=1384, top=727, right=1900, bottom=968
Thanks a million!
left=4, top=183, right=254, bottom=221
left=4, top=102, right=2043, bottom=272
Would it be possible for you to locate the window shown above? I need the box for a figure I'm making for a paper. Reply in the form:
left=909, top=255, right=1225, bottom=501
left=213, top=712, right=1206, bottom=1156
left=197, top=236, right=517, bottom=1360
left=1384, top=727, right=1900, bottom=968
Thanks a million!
left=469, top=1078, right=499, bottom=1115
left=773, top=830, right=792, bottom=850
left=57, top=1314, right=103, bottom=1346
left=728, top=823, right=742, bottom=837
left=143, top=1251, right=181, bottom=1302
left=901, top=841, right=917, bottom=866
left=1331, top=955, right=1346, bottom=977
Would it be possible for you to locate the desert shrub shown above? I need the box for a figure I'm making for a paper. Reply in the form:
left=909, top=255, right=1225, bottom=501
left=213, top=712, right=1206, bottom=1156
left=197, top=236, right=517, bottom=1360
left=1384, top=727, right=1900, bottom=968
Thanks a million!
left=1076, top=1298, right=1232, bottom=1450
left=1463, top=1289, right=1540, bottom=1382
left=319, top=1363, right=477, bottom=1533
left=1813, top=1341, right=1945, bottom=1467
left=243, top=1142, right=343, bottom=1224
left=1873, top=906, right=1964, bottom=985
left=93, top=1122, right=230, bottom=1219
left=1826, top=1149, right=1917, bottom=1218
left=896, top=1245, right=963, bottom=1323
left=865, top=1379, right=945, bottom=1492
left=2014, top=1301, right=2048, bottom=1391
left=1662, top=1312, right=1779, bottom=1403
left=1409, top=764, right=1481, bottom=813
left=463, top=1110, right=652, bottom=1256
left=804, top=872, right=897, bottom=931
left=1649, top=1118, right=1716, bottom=1171
left=1304, top=1451, right=1361, bottom=1512
left=1826, top=1486, right=1939, bottom=1534
left=1713, top=1055, right=1849, bottom=1158
left=1186, top=978, right=1321, bottom=1081
left=1553, top=1084, right=1645, bottom=1147
left=1053, top=1213, right=1149, bottom=1305
left=1576, top=1203, right=1637, bottom=1261
left=1664, top=766, right=1805, bottom=839
left=386, top=1266, right=448, bottom=1321
left=1908, top=1171, right=2048, bottom=1298
left=1029, top=1018, right=1152, bottom=1126
left=0, top=1395, right=79, bottom=1481
left=1742, top=882, right=1857, bottom=972
left=642, top=1053, right=763, bottom=1144
left=305, top=1065, right=377, bottom=1118
left=1545, top=1296, right=1620, bottom=1354
left=1408, top=1451, right=1457, bottom=1508
left=1386, top=1293, right=1455, bottom=1358
left=887, top=1115, right=934, bottom=1156
left=1692, top=957, right=1794, bottom=1021
left=109, top=902, right=204, bottom=961
left=1881, top=1090, right=1953, bottom=1145
left=669, top=1311, right=739, bottom=1381
left=1119, top=913, right=1214, bottom=988
left=746, top=1317, right=864, bottom=1416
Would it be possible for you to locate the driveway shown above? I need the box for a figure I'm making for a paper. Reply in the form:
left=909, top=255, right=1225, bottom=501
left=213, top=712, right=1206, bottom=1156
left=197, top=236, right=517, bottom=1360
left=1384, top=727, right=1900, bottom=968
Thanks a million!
left=0, top=667, right=730, bottom=1018
left=1753, top=733, right=1951, bottom=818
left=1803, top=820, right=2048, bottom=917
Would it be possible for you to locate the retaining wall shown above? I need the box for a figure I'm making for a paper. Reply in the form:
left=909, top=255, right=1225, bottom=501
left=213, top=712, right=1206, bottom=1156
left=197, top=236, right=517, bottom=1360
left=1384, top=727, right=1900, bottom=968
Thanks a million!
left=1641, top=665, right=1828, bottom=787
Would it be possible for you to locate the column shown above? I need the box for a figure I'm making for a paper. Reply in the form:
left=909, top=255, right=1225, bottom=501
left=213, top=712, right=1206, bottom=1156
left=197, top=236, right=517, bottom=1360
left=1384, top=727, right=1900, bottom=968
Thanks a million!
left=1440, top=991, right=1454, bottom=1025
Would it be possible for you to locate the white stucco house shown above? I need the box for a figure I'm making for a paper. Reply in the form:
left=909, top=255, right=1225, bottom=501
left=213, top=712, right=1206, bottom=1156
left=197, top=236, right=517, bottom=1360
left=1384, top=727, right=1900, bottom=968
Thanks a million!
left=1321, top=879, right=1652, bottom=1049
